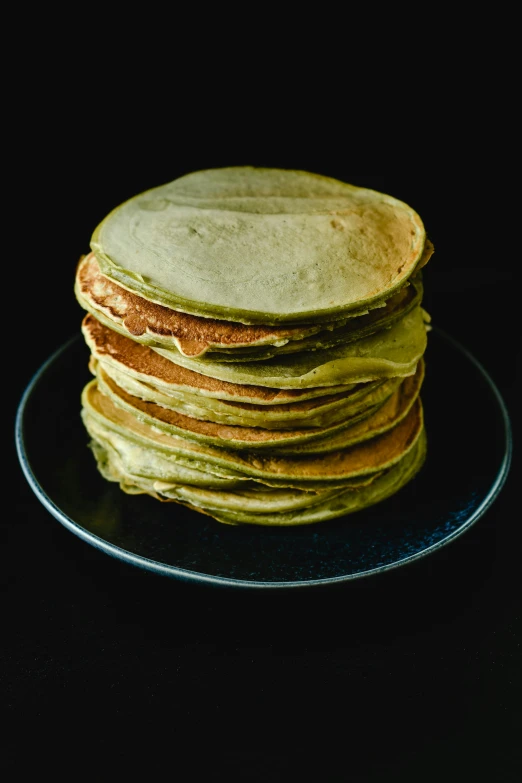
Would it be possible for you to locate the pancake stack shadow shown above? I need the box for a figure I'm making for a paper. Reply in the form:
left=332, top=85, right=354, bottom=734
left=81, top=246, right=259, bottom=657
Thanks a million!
left=74, top=167, right=433, bottom=526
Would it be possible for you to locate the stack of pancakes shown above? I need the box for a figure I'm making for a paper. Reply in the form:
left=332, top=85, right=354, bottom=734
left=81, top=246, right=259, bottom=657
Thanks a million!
left=75, top=167, right=433, bottom=526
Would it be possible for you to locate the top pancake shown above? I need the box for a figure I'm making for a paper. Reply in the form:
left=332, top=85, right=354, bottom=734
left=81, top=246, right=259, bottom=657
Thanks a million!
left=90, top=167, right=430, bottom=324
left=75, top=252, right=427, bottom=359
left=75, top=252, right=326, bottom=357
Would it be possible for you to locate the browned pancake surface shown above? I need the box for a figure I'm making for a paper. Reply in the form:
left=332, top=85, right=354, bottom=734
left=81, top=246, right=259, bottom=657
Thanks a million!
left=82, top=314, right=355, bottom=403
left=97, top=362, right=422, bottom=447
left=76, top=253, right=322, bottom=356
left=76, top=248, right=430, bottom=357
left=87, top=380, right=422, bottom=477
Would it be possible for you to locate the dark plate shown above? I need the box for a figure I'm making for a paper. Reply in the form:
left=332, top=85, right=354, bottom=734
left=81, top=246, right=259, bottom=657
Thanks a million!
left=15, top=328, right=512, bottom=589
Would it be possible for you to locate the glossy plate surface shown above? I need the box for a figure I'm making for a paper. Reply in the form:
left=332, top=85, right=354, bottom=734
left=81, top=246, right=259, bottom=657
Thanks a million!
left=15, top=328, right=512, bottom=589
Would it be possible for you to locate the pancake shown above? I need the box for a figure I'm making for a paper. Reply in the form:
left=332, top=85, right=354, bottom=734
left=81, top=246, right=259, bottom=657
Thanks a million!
left=75, top=251, right=428, bottom=359
left=91, top=167, right=431, bottom=324
left=82, top=378, right=423, bottom=490
left=86, top=432, right=352, bottom=513
left=201, top=274, right=425, bottom=360
left=149, top=305, right=429, bottom=388
left=84, top=316, right=417, bottom=429
left=83, top=407, right=381, bottom=492
left=92, top=355, right=401, bottom=430
left=88, top=358, right=423, bottom=455
left=81, top=313, right=358, bottom=405
left=195, top=431, right=428, bottom=526
left=84, top=397, right=427, bottom=525
left=84, top=425, right=246, bottom=490
left=82, top=384, right=386, bottom=491
left=82, top=365, right=423, bottom=487
left=75, top=252, right=326, bottom=358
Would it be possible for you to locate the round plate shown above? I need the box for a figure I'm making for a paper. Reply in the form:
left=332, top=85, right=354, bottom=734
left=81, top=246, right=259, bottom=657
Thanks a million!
left=15, top=328, right=512, bottom=589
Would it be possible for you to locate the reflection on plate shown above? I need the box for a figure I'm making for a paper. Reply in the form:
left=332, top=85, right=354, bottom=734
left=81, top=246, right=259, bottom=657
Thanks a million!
left=15, top=328, right=512, bottom=589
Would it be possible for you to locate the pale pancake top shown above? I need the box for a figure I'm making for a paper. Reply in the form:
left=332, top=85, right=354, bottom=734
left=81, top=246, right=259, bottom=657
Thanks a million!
left=76, top=252, right=427, bottom=359
left=76, top=253, right=324, bottom=357
left=91, top=167, right=428, bottom=324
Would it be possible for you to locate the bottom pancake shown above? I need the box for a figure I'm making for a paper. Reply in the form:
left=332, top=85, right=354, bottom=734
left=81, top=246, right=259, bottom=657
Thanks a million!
left=81, top=373, right=427, bottom=525
left=86, top=421, right=427, bottom=526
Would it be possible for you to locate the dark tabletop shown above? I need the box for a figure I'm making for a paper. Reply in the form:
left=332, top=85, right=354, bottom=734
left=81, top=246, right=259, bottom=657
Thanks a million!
left=6, top=162, right=520, bottom=780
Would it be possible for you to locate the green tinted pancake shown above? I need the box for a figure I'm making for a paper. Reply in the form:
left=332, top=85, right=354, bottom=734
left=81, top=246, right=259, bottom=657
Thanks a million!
left=75, top=252, right=326, bottom=357
left=96, top=364, right=415, bottom=453
left=205, top=276, right=424, bottom=360
left=89, top=423, right=427, bottom=525
left=81, top=314, right=357, bottom=404
left=86, top=432, right=348, bottom=513
left=81, top=374, right=423, bottom=484
left=76, top=251, right=424, bottom=359
left=82, top=405, right=383, bottom=493
left=94, top=362, right=394, bottom=429
left=91, top=346, right=404, bottom=430
left=151, top=306, right=429, bottom=388
left=91, top=167, right=429, bottom=324
left=200, top=430, right=427, bottom=526
left=84, top=416, right=246, bottom=490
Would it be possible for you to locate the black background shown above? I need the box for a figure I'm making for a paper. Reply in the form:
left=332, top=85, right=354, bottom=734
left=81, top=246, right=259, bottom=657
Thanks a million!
left=6, top=132, right=520, bottom=780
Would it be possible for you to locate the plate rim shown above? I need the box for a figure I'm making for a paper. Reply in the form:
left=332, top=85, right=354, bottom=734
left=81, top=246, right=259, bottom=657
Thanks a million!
left=15, top=328, right=513, bottom=590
